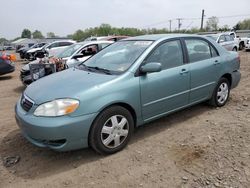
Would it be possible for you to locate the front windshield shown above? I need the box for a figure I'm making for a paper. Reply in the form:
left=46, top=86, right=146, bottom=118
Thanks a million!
left=57, top=43, right=83, bottom=58
left=81, top=40, right=153, bottom=73
left=30, top=43, right=39, bottom=49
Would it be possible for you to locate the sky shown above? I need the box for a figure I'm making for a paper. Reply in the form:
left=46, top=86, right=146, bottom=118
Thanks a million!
left=1, top=0, right=250, bottom=39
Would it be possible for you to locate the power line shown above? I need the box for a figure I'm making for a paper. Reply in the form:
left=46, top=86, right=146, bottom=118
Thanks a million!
left=142, top=13, right=250, bottom=28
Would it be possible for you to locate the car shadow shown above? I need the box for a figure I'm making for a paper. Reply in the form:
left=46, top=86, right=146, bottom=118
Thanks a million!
left=0, top=75, right=12, bottom=81
left=0, top=103, right=212, bottom=180
left=13, top=86, right=25, bottom=94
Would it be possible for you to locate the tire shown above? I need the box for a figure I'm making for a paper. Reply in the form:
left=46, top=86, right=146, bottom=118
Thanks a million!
left=89, top=106, right=134, bottom=154
left=209, top=78, right=230, bottom=107
left=239, top=42, right=244, bottom=51
left=232, top=47, right=237, bottom=51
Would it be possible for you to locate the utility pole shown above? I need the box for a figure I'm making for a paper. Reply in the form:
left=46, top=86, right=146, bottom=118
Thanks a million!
left=200, top=9, right=205, bottom=31
left=177, top=18, right=182, bottom=31
left=169, top=20, right=172, bottom=32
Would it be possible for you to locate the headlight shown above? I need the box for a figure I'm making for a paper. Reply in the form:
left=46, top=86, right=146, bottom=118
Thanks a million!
left=34, top=99, right=79, bottom=117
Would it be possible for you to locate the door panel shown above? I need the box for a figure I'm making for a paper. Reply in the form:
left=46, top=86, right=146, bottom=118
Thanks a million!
left=140, top=65, right=190, bottom=120
left=184, top=39, right=220, bottom=103
left=189, top=59, right=219, bottom=103
left=139, top=39, right=190, bottom=121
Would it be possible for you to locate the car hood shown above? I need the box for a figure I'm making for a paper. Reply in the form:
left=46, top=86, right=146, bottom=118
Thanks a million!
left=24, top=68, right=118, bottom=104
left=27, top=47, right=43, bottom=53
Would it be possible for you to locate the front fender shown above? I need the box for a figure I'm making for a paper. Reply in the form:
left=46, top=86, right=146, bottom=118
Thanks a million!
left=71, top=73, right=142, bottom=124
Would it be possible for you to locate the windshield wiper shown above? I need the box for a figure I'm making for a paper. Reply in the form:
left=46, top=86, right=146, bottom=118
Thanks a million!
left=77, top=64, right=94, bottom=72
left=87, top=66, right=113, bottom=75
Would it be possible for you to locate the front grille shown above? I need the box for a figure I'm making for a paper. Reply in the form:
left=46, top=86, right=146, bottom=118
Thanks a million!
left=20, top=70, right=30, bottom=78
left=21, top=95, right=34, bottom=112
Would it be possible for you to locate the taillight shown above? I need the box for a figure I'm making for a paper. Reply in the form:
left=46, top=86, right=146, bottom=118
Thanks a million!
left=0, top=54, right=16, bottom=61
left=237, top=55, right=241, bottom=66
left=0, top=55, right=10, bottom=60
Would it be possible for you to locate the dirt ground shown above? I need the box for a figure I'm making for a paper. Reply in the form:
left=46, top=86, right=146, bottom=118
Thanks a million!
left=0, top=51, right=249, bottom=188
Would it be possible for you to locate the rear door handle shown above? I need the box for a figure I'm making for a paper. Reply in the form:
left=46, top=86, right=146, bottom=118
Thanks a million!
left=214, top=60, right=220, bottom=65
left=180, top=69, right=189, bottom=75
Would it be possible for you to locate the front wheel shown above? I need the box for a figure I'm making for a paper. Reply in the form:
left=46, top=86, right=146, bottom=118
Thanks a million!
left=209, top=78, right=230, bottom=107
left=89, top=106, right=134, bottom=154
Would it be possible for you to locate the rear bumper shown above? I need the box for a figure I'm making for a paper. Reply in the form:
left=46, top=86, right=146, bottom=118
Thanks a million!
left=245, top=44, right=250, bottom=50
left=231, top=70, right=241, bottom=89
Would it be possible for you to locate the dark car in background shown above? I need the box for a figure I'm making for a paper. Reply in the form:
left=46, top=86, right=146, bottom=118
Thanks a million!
left=0, top=53, right=15, bottom=76
left=19, top=43, right=47, bottom=59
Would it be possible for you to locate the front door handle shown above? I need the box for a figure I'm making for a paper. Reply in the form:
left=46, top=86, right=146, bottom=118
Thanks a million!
left=180, top=69, right=189, bottom=75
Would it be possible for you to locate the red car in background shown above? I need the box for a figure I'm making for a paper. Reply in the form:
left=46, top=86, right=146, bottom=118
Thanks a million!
left=0, top=52, right=15, bottom=76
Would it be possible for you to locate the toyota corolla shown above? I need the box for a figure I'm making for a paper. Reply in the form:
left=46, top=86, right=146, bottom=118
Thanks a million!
left=15, top=34, right=241, bottom=154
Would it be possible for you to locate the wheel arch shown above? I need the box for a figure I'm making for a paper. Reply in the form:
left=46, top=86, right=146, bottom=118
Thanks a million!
left=221, top=73, right=232, bottom=87
left=87, top=102, right=138, bottom=150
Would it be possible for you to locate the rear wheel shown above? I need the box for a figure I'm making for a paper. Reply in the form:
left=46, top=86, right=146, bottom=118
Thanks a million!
left=239, top=42, right=244, bottom=50
left=209, top=78, right=230, bottom=107
left=89, top=106, right=134, bottom=154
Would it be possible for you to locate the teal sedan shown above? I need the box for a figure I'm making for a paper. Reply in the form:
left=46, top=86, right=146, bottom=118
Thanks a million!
left=15, top=34, right=241, bottom=154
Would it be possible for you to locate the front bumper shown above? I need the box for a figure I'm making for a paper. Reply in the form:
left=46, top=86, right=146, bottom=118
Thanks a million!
left=245, top=44, right=250, bottom=50
left=15, top=99, right=97, bottom=151
left=20, top=69, right=32, bottom=85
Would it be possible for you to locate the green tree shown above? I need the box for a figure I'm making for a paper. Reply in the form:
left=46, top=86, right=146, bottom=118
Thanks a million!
left=237, top=19, right=250, bottom=30
left=219, top=25, right=230, bottom=32
left=206, top=16, right=219, bottom=31
left=233, top=23, right=240, bottom=31
left=32, top=30, right=44, bottom=39
left=72, top=30, right=85, bottom=41
left=47, top=32, right=56, bottom=38
left=21, top=29, right=32, bottom=38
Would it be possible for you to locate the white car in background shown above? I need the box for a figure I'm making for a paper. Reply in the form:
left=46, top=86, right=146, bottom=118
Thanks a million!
left=227, top=32, right=248, bottom=50
left=26, top=40, right=75, bottom=60
left=57, top=40, right=114, bottom=68
left=45, top=40, right=76, bottom=57
left=245, top=39, right=250, bottom=51
left=205, top=33, right=238, bottom=51
left=20, top=41, right=114, bottom=85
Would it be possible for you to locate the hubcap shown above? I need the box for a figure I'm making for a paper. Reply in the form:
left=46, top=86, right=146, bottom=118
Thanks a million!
left=101, top=115, right=129, bottom=149
left=217, top=82, right=229, bottom=104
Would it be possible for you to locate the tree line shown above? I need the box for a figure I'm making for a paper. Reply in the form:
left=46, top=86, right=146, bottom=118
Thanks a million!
left=1, top=18, right=249, bottom=43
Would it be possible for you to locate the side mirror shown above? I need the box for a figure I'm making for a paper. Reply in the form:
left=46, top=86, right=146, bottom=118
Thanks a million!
left=72, top=54, right=84, bottom=59
left=140, top=62, right=162, bottom=74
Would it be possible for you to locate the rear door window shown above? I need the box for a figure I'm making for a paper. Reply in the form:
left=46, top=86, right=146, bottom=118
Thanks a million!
left=185, top=39, right=217, bottom=63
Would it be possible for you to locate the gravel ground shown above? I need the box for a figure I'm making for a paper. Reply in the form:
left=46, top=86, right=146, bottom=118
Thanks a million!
left=0, top=51, right=249, bottom=188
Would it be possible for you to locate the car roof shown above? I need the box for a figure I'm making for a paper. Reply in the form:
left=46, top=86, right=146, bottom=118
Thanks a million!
left=50, top=40, right=75, bottom=44
left=77, top=40, right=114, bottom=45
left=123, top=34, right=200, bottom=41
